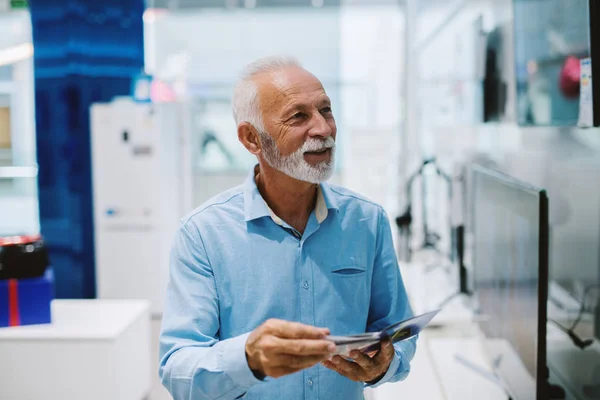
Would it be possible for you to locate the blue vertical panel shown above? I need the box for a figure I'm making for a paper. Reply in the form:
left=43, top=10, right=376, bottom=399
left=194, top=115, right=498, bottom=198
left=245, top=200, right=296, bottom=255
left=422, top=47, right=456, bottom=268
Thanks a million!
left=29, top=0, right=145, bottom=298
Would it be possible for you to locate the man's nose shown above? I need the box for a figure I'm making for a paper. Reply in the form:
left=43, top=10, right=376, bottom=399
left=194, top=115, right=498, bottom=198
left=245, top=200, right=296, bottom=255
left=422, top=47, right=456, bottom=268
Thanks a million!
left=308, top=112, right=334, bottom=138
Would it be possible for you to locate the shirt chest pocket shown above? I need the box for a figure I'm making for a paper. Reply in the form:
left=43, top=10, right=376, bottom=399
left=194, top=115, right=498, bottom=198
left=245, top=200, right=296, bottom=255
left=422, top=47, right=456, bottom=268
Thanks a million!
left=331, top=265, right=367, bottom=277
left=328, top=263, right=370, bottom=332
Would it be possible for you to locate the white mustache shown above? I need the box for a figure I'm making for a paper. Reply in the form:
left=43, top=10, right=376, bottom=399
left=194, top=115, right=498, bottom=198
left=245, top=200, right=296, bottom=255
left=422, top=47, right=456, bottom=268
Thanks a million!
left=302, top=137, right=335, bottom=153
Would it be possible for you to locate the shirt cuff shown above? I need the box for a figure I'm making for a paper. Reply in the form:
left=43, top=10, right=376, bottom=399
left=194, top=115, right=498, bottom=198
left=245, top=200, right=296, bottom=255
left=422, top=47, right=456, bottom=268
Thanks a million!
left=364, top=347, right=403, bottom=389
left=219, top=332, right=265, bottom=390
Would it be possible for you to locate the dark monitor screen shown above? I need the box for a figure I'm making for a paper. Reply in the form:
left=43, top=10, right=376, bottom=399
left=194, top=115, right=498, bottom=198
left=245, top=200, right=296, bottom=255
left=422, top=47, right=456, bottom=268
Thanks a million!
left=471, top=164, right=549, bottom=400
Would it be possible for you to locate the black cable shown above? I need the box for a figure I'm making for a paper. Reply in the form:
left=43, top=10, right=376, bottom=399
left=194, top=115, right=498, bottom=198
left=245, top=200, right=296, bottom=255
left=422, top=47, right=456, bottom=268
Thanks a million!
left=549, top=283, right=600, bottom=350
left=568, top=283, right=599, bottom=331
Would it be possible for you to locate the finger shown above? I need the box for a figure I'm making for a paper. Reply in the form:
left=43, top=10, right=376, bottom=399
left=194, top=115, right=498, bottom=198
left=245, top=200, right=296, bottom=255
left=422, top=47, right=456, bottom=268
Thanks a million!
left=331, top=355, right=364, bottom=379
left=366, top=350, right=379, bottom=358
left=349, top=350, right=376, bottom=370
left=321, top=360, right=359, bottom=381
left=373, top=339, right=394, bottom=364
left=268, top=336, right=336, bottom=356
left=265, top=319, right=330, bottom=339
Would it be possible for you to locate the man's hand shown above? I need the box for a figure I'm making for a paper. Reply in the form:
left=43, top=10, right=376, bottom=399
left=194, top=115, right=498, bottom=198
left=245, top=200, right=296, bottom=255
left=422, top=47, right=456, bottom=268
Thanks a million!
left=245, top=319, right=336, bottom=379
left=322, top=339, right=395, bottom=384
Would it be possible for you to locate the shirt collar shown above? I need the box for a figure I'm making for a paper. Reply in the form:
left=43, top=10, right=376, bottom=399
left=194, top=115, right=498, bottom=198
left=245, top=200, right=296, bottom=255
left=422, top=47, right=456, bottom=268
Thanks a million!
left=243, top=165, right=339, bottom=225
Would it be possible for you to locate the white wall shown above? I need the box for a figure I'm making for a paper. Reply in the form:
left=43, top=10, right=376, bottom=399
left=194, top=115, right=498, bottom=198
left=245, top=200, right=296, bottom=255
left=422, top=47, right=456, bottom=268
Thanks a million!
left=0, top=11, right=30, bottom=50
left=146, top=8, right=341, bottom=83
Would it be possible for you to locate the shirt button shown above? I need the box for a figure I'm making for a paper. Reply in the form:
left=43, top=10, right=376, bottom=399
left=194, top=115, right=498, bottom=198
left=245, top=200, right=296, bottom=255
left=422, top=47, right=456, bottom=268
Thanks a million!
left=302, top=280, right=309, bottom=290
left=308, top=378, right=313, bottom=386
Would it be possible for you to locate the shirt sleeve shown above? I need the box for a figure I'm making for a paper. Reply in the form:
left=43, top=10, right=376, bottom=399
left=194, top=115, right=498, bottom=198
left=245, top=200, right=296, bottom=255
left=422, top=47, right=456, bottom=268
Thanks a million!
left=158, top=222, right=264, bottom=400
left=364, top=207, right=418, bottom=388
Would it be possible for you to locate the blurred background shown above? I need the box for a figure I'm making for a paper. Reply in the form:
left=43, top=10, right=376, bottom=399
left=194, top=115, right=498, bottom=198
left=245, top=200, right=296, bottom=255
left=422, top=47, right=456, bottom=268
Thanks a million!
left=0, top=0, right=599, bottom=399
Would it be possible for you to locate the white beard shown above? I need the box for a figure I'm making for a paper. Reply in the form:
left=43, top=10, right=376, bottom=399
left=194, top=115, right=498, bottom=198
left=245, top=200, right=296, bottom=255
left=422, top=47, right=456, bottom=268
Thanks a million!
left=258, top=131, right=336, bottom=184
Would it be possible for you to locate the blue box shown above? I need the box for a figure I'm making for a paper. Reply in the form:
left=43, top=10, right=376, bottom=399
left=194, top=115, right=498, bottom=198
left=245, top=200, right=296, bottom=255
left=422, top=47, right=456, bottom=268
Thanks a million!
left=0, top=268, right=54, bottom=327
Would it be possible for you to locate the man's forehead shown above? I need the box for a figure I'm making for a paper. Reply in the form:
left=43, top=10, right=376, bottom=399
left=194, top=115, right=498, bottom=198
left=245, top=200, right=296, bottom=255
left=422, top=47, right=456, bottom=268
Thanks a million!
left=257, top=67, right=327, bottom=104
left=275, top=67, right=324, bottom=91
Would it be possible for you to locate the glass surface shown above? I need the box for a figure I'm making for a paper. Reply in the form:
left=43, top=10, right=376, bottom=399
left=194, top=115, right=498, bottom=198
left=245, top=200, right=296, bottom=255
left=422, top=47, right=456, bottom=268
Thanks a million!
left=471, top=165, right=543, bottom=399
left=513, top=0, right=591, bottom=126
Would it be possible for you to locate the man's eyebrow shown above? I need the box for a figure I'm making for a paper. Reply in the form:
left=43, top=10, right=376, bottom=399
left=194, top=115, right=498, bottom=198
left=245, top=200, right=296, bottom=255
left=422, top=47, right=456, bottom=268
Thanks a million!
left=282, top=102, right=308, bottom=115
left=281, top=96, right=331, bottom=116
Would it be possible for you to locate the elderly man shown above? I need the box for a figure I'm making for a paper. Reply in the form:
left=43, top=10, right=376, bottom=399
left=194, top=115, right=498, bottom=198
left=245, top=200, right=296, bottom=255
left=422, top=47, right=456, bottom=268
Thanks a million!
left=158, top=56, right=416, bottom=400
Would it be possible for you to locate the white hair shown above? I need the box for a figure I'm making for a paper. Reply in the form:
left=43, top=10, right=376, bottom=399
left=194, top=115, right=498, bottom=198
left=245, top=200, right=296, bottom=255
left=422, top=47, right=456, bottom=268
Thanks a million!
left=231, top=55, right=301, bottom=131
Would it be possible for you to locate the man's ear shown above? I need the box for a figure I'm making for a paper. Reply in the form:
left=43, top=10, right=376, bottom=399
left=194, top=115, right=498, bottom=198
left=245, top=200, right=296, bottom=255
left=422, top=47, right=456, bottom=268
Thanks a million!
left=238, top=122, right=261, bottom=155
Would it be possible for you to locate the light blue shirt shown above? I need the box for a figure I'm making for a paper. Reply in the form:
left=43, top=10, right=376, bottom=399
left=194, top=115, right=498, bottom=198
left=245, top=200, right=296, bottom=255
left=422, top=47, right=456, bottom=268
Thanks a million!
left=159, top=166, right=417, bottom=400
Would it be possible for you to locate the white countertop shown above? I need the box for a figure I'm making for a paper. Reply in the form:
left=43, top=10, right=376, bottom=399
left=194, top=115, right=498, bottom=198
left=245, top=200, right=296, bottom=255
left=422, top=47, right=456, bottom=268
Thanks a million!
left=0, top=299, right=150, bottom=340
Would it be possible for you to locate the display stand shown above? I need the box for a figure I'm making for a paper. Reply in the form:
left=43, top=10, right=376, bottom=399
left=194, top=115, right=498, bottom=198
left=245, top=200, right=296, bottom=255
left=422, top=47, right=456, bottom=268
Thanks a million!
left=0, top=299, right=152, bottom=400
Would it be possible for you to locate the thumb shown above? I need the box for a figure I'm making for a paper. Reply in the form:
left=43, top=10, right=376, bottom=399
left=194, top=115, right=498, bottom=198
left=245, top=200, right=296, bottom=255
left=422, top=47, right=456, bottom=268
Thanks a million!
left=375, top=338, right=394, bottom=359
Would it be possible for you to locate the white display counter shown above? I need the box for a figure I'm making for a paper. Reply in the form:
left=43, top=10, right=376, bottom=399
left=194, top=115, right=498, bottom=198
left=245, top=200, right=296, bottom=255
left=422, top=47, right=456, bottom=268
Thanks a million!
left=0, top=299, right=152, bottom=400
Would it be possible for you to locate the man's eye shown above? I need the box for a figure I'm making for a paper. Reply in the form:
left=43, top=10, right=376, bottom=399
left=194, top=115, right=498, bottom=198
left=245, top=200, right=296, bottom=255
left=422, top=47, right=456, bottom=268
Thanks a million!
left=292, top=112, right=306, bottom=119
left=321, top=107, right=332, bottom=114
